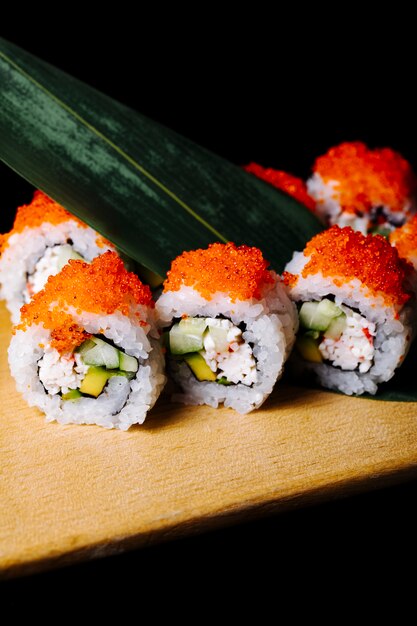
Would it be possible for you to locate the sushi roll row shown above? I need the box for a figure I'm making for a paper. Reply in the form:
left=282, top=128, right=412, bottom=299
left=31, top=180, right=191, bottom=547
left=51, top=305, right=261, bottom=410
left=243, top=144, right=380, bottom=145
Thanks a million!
left=2, top=170, right=417, bottom=430
left=1, top=194, right=298, bottom=427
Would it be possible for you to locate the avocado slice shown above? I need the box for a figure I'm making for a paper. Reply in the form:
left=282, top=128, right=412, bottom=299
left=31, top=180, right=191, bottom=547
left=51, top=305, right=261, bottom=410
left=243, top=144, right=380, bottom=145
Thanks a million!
left=80, top=366, right=111, bottom=397
left=295, top=335, right=323, bottom=363
left=183, top=352, right=217, bottom=382
left=62, top=389, right=83, bottom=401
left=206, top=326, right=229, bottom=352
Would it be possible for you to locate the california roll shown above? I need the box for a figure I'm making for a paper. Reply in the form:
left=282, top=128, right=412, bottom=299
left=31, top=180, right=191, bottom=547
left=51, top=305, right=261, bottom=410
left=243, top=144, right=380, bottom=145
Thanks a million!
left=156, top=242, right=297, bottom=414
left=8, top=252, right=166, bottom=429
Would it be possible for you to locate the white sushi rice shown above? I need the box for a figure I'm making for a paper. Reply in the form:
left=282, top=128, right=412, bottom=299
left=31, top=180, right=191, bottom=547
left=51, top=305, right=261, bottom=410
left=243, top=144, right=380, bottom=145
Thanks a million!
left=0, top=220, right=114, bottom=323
left=285, top=250, right=414, bottom=395
left=307, top=172, right=414, bottom=233
left=8, top=307, right=166, bottom=430
left=156, top=273, right=298, bottom=414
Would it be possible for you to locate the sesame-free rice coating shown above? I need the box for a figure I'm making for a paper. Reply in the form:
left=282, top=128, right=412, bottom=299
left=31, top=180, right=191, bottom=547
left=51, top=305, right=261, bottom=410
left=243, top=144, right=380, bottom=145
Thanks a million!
left=18, top=252, right=153, bottom=354
left=283, top=226, right=411, bottom=308
left=0, top=191, right=110, bottom=253
left=163, top=242, right=274, bottom=301
left=313, top=142, right=417, bottom=214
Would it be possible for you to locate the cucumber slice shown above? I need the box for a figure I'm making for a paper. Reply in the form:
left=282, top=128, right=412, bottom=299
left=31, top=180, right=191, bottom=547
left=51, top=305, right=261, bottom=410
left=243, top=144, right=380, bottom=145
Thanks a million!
left=299, top=302, right=331, bottom=331
left=107, top=369, right=135, bottom=381
left=184, top=353, right=216, bottom=381
left=299, top=299, right=342, bottom=331
left=316, top=298, right=343, bottom=318
left=119, top=352, right=138, bottom=373
left=206, top=326, right=229, bottom=352
left=323, top=313, right=347, bottom=340
left=57, top=244, right=84, bottom=272
left=295, top=335, right=323, bottom=363
left=80, top=366, right=111, bottom=397
left=82, top=337, right=120, bottom=369
left=62, top=389, right=82, bottom=401
left=170, top=318, right=207, bottom=355
left=75, top=339, right=96, bottom=355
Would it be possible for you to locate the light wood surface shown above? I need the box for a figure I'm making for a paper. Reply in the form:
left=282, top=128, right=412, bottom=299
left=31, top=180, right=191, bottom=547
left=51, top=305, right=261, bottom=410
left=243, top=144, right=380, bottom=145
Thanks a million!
left=1, top=301, right=417, bottom=578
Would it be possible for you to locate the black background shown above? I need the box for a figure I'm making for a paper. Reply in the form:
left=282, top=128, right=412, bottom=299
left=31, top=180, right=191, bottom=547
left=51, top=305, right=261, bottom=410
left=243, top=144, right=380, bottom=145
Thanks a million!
left=2, top=26, right=417, bottom=604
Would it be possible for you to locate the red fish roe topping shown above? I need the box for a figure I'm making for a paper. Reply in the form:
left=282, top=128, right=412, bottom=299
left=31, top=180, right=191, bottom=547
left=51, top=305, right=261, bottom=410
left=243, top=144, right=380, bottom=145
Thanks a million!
left=1, top=190, right=110, bottom=253
left=282, top=271, right=298, bottom=288
left=163, top=242, right=274, bottom=301
left=389, top=215, right=417, bottom=261
left=297, top=226, right=410, bottom=307
left=18, top=252, right=153, bottom=354
left=244, top=162, right=316, bottom=212
left=313, top=142, right=417, bottom=214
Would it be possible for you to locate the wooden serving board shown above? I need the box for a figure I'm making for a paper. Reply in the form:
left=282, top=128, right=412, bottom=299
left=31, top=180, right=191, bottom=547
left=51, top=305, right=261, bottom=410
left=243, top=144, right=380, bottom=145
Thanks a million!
left=2, top=301, right=417, bottom=579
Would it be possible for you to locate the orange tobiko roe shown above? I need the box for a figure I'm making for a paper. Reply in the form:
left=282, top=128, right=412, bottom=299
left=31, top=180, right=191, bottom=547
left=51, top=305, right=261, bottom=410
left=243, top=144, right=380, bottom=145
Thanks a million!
left=244, top=162, right=316, bottom=212
left=313, top=142, right=417, bottom=214
left=283, top=226, right=411, bottom=308
left=163, top=242, right=274, bottom=301
left=0, top=190, right=111, bottom=253
left=18, top=252, right=153, bottom=354
left=389, top=215, right=417, bottom=262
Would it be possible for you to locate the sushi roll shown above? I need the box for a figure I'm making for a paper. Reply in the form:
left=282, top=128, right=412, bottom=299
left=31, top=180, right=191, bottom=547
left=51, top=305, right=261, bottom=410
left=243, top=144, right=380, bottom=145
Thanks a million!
left=283, top=226, right=414, bottom=395
left=8, top=252, right=166, bottom=430
left=307, top=142, right=417, bottom=234
left=244, top=162, right=316, bottom=213
left=156, top=242, right=298, bottom=414
left=0, top=191, right=115, bottom=322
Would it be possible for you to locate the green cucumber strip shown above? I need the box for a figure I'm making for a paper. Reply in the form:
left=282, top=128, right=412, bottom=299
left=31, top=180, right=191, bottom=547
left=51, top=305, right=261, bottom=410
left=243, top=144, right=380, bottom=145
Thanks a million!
left=119, top=352, right=139, bottom=373
left=316, top=298, right=343, bottom=318
left=75, top=339, right=96, bottom=355
left=323, top=313, right=347, bottom=340
left=206, top=326, right=229, bottom=352
left=82, top=337, right=120, bottom=369
left=299, top=299, right=342, bottom=331
left=169, top=320, right=206, bottom=355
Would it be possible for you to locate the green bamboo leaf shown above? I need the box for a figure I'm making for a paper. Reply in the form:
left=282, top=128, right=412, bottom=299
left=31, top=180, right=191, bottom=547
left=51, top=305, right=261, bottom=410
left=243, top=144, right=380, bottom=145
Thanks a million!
left=0, top=37, right=322, bottom=277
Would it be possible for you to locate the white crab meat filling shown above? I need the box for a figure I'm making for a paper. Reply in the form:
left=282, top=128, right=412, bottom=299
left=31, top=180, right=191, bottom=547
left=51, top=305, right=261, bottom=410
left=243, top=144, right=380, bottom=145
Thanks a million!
left=38, top=346, right=89, bottom=395
left=319, top=306, right=376, bottom=373
left=201, top=318, right=257, bottom=386
left=25, top=244, right=81, bottom=302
